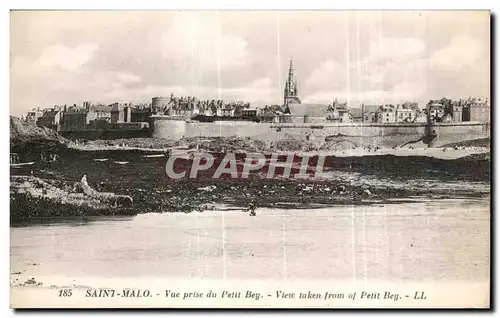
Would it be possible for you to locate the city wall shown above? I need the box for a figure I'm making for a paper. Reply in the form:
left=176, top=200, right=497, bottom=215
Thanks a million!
left=152, top=118, right=277, bottom=140
left=151, top=117, right=490, bottom=148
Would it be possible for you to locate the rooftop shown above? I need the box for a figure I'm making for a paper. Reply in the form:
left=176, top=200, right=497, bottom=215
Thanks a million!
left=40, top=109, right=60, bottom=118
left=90, top=105, right=112, bottom=112
left=288, top=103, right=328, bottom=118
left=65, top=107, right=88, bottom=114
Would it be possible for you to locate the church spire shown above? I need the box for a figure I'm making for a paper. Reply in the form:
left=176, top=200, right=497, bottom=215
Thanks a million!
left=284, top=57, right=300, bottom=106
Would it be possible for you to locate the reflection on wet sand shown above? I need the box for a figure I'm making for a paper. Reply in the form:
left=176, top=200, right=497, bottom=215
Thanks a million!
left=11, top=198, right=490, bottom=288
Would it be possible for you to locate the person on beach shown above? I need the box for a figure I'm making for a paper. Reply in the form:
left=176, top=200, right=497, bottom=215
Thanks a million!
left=81, top=175, right=88, bottom=188
left=248, top=199, right=257, bottom=216
left=50, top=154, right=59, bottom=162
left=71, top=175, right=88, bottom=193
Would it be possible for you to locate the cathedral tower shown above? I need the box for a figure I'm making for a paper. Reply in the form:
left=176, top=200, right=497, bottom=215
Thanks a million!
left=284, top=58, right=301, bottom=106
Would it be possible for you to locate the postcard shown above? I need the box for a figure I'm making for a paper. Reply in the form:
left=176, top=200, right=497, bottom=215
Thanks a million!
left=10, top=10, right=490, bottom=308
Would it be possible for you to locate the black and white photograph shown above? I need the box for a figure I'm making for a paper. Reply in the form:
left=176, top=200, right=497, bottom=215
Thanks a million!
left=9, top=10, right=491, bottom=308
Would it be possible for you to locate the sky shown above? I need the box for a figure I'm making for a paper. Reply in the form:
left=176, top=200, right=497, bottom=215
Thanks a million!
left=10, top=10, right=490, bottom=116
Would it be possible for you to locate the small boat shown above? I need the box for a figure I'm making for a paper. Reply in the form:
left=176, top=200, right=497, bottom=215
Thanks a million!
left=10, top=153, right=35, bottom=168
left=93, top=158, right=109, bottom=162
left=142, top=154, right=165, bottom=158
left=114, top=161, right=129, bottom=165
left=10, top=161, right=35, bottom=168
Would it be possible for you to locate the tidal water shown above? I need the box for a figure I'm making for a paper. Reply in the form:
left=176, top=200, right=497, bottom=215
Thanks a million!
left=10, top=198, right=490, bottom=287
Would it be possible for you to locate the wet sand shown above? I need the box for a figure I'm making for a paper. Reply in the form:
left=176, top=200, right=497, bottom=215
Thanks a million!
left=10, top=198, right=489, bottom=286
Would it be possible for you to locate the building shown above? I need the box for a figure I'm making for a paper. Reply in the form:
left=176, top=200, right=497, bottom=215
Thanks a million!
left=469, top=103, right=490, bottom=122
left=152, top=96, right=170, bottom=113
left=363, top=112, right=376, bottom=123
left=441, top=113, right=454, bottom=123
left=61, top=106, right=88, bottom=131
left=376, top=105, right=397, bottom=123
left=87, top=104, right=112, bottom=123
left=348, top=108, right=363, bottom=122
left=281, top=60, right=330, bottom=124
left=218, top=108, right=235, bottom=117
left=325, top=101, right=350, bottom=123
left=124, top=105, right=132, bottom=123
left=451, top=103, right=463, bottom=123
left=25, top=108, right=44, bottom=124
left=131, top=106, right=152, bottom=122
left=288, top=103, right=328, bottom=124
left=427, top=102, right=445, bottom=122
left=395, top=107, right=416, bottom=123
left=258, top=105, right=283, bottom=123
left=423, top=97, right=490, bottom=123
left=361, top=105, right=380, bottom=123
left=242, top=109, right=258, bottom=118
left=434, top=98, right=463, bottom=123
left=110, top=103, right=125, bottom=123
left=283, top=59, right=301, bottom=107
left=439, top=99, right=464, bottom=123
left=462, top=98, right=490, bottom=123
left=36, top=108, right=62, bottom=131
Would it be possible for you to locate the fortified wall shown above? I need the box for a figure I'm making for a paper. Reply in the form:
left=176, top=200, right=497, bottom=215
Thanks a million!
left=151, top=116, right=490, bottom=148
left=151, top=117, right=277, bottom=141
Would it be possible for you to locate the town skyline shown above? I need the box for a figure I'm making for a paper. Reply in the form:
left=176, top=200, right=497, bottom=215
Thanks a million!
left=10, top=11, right=490, bottom=117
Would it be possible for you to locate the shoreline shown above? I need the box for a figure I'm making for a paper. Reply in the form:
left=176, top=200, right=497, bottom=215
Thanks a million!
left=67, top=137, right=490, bottom=160
left=10, top=136, right=491, bottom=225
left=10, top=199, right=490, bottom=309
left=10, top=172, right=490, bottom=225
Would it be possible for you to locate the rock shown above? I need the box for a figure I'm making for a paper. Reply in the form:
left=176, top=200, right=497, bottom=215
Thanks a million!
left=337, top=185, right=347, bottom=192
left=197, top=185, right=216, bottom=192
left=301, top=185, right=313, bottom=193
left=111, top=195, right=133, bottom=207
left=363, top=189, right=371, bottom=196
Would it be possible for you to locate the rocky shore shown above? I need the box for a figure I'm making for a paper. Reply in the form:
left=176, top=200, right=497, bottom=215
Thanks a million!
left=10, top=118, right=490, bottom=225
left=10, top=147, right=490, bottom=225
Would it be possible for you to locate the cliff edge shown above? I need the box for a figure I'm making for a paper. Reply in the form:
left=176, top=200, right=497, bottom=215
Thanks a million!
left=10, top=116, right=67, bottom=153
